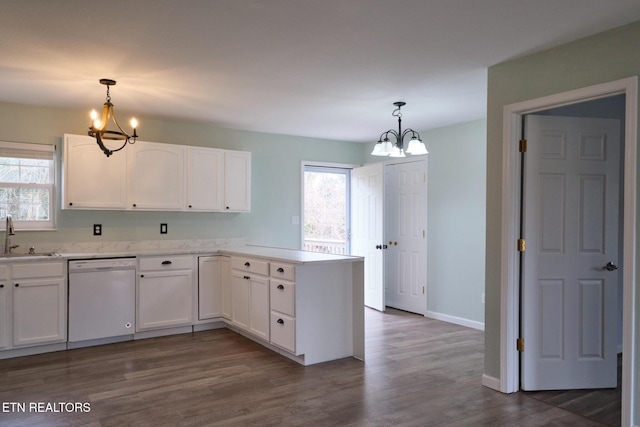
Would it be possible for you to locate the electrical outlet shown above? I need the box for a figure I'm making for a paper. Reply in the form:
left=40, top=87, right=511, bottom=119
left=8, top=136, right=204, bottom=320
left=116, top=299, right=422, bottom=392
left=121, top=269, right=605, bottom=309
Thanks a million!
left=93, top=224, right=102, bottom=236
left=160, top=223, right=168, bottom=234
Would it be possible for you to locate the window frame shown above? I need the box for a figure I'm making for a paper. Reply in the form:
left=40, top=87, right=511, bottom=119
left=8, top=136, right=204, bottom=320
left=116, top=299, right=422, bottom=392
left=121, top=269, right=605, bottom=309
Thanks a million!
left=0, top=141, right=56, bottom=231
left=301, top=161, right=357, bottom=254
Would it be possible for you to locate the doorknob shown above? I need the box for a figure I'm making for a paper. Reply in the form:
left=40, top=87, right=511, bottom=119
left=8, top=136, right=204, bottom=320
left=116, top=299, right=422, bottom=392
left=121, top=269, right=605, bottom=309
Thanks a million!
left=604, top=262, right=619, bottom=271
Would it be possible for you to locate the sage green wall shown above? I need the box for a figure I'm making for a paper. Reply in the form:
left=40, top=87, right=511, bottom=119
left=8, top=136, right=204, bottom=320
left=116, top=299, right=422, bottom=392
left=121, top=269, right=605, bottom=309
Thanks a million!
left=424, top=119, right=486, bottom=324
left=486, top=19, right=640, bottom=416
left=0, top=102, right=366, bottom=249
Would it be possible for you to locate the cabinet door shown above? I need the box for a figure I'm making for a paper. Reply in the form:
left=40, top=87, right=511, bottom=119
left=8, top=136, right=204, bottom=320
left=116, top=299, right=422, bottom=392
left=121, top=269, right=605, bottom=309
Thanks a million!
left=63, top=134, right=128, bottom=209
left=0, top=281, right=9, bottom=350
left=249, top=275, right=269, bottom=340
left=198, top=257, right=222, bottom=320
left=231, top=271, right=250, bottom=329
left=220, top=257, right=232, bottom=319
left=128, top=141, right=185, bottom=210
left=12, top=278, right=66, bottom=346
left=187, top=147, right=224, bottom=211
left=224, top=151, right=251, bottom=212
left=137, top=270, right=193, bottom=330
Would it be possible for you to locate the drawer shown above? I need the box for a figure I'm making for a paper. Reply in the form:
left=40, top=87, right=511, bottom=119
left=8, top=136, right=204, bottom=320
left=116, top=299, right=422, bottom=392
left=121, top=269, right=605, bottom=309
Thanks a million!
left=12, top=262, right=64, bottom=279
left=270, top=280, right=295, bottom=316
left=139, top=255, right=194, bottom=271
left=270, top=312, right=296, bottom=353
left=270, top=262, right=295, bottom=281
left=231, top=257, right=269, bottom=276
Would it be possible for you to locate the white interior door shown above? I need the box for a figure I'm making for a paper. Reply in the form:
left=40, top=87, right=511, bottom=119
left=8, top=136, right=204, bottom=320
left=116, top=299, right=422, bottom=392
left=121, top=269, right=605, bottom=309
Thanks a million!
left=385, top=160, right=427, bottom=315
left=351, top=163, right=385, bottom=312
left=521, top=115, right=620, bottom=390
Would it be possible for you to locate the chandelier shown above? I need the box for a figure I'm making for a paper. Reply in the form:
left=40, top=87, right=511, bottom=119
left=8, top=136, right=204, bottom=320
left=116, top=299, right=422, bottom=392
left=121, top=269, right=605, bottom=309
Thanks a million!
left=88, top=79, right=139, bottom=157
left=371, top=102, right=428, bottom=157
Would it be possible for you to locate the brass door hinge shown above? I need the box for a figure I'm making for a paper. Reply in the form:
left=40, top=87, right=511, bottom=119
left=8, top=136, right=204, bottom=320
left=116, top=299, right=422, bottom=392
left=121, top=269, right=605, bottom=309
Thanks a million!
left=517, top=338, right=525, bottom=352
left=517, top=239, right=526, bottom=252
left=519, top=139, right=527, bottom=153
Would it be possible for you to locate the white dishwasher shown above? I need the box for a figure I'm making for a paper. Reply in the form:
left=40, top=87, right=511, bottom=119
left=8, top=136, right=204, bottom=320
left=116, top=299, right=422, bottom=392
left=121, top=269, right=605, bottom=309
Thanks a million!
left=68, top=258, right=136, bottom=343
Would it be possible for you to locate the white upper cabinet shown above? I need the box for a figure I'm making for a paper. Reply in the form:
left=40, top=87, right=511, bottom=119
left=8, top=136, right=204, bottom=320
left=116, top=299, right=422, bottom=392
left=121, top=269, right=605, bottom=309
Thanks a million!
left=63, top=134, right=128, bottom=209
left=62, top=134, right=250, bottom=212
left=187, top=147, right=224, bottom=211
left=224, top=150, right=251, bottom=212
left=128, top=141, right=185, bottom=210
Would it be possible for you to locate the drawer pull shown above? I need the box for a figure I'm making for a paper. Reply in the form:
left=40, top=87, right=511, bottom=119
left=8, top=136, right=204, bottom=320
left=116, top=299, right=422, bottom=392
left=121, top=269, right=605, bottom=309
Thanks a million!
left=140, top=274, right=145, bottom=278
left=14, top=283, right=19, bottom=287
left=0, top=284, right=3, bottom=288
left=244, top=262, right=251, bottom=267
left=277, top=267, right=284, bottom=273
left=161, top=260, right=172, bottom=265
left=243, top=275, right=250, bottom=280
left=277, top=318, right=284, bottom=324
left=277, top=284, right=284, bottom=290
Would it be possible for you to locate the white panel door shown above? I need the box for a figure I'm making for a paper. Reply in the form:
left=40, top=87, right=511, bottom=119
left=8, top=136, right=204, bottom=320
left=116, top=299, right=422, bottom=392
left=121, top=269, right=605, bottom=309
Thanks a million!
left=351, top=163, right=385, bottom=312
left=385, top=160, right=427, bottom=315
left=522, top=115, right=620, bottom=390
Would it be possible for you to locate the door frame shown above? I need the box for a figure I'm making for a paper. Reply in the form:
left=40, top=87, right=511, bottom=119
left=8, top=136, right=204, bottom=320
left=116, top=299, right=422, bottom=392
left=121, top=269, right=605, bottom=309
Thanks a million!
left=498, top=77, right=637, bottom=425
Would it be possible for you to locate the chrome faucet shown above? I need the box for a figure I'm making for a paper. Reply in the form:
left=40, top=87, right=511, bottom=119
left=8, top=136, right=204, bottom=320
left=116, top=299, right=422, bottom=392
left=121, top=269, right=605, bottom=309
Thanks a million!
left=4, top=214, right=18, bottom=254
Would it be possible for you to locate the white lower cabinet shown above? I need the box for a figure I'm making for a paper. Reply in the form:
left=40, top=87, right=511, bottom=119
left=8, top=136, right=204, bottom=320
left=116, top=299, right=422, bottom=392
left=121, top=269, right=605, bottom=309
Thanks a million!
left=0, top=265, right=10, bottom=350
left=137, top=256, right=194, bottom=331
left=269, top=277, right=296, bottom=353
left=198, top=256, right=222, bottom=320
left=230, top=257, right=269, bottom=340
left=11, top=261, right=66, bottom=348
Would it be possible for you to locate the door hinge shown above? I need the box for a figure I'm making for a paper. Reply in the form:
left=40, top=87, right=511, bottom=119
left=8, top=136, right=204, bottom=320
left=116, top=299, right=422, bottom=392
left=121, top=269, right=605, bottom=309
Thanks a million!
left=423, top=230, right=426, bottom=238
left=422, top=286, right=425, bottom=295
left=517, top=238, right=526, bottom=252
left=519, top=139, right=527, bottom=153
left=516, top=338, right=525, bottom=352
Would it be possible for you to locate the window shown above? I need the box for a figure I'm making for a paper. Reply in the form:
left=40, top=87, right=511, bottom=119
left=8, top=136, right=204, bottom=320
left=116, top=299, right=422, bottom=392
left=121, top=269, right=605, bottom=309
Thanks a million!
left=0, top=141, right=55, bottom=230
left=302, top=164, right=351, bottom=255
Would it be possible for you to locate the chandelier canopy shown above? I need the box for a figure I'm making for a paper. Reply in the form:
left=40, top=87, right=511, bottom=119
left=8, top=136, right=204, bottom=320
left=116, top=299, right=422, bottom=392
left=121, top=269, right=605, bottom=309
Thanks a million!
left=371, top=102, right=428, bottom=157
left=88, top=79, right=139, bottom=157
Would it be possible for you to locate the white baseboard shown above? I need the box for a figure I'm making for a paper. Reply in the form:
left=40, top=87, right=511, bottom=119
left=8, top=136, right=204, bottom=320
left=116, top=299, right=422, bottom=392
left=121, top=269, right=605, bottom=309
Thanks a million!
left=481, top=374, right=501, bottom=392
left=425, top=311, right=484, bottom=331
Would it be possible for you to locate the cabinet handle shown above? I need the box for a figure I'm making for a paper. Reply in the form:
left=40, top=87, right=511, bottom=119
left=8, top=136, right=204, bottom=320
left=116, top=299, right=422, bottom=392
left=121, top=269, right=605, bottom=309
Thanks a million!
left=0, top=284, right=3, bottom=288
left=188, top=205, right=192, bottom=208
left=140, top=274, right=145, bottom=278
left=277, top=319, right=284, bottom=324
left=277, top=267, right=284, bottom=273
left=226, top=206, right=230, bottom=210
left=69, top=202, right=73, bottom=206
left=277, top=284, right=284, bottom=290
left=14, top=283, right=19, bottom=287
left=161, top=260, right=172, bottom=265
left=244, top=262, right=250, bottom=267
left=243, top=275, right=250, bottom=280
left=133, top=203, right=137, bottom=207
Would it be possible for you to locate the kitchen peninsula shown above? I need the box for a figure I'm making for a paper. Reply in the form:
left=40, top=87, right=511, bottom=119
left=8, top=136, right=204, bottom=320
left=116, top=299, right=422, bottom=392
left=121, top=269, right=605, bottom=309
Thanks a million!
left=0, top=241, right=364, bottom=367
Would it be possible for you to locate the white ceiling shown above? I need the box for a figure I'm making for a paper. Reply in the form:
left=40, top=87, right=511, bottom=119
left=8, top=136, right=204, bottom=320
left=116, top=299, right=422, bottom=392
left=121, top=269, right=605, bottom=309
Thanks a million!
left=1, top=1, right=640, bottom=143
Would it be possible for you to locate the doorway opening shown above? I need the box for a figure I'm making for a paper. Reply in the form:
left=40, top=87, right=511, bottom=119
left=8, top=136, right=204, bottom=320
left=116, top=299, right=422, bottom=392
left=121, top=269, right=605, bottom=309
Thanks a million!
left=302, top=164, right=351, bottom=255
left=497, top=77, right=637, bottom=426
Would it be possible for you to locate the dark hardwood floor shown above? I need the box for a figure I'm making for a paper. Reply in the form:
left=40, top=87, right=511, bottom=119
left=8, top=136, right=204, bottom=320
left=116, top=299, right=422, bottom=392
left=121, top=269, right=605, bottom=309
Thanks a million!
left=0, top=308, right=620, bottom=426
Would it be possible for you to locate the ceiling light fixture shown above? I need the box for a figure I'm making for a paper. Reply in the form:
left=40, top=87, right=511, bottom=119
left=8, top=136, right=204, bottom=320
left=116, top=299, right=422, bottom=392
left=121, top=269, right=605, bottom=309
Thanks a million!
left=88, top=79, right=139, bottom=157
left=371, top=102, right=428, bottom=157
